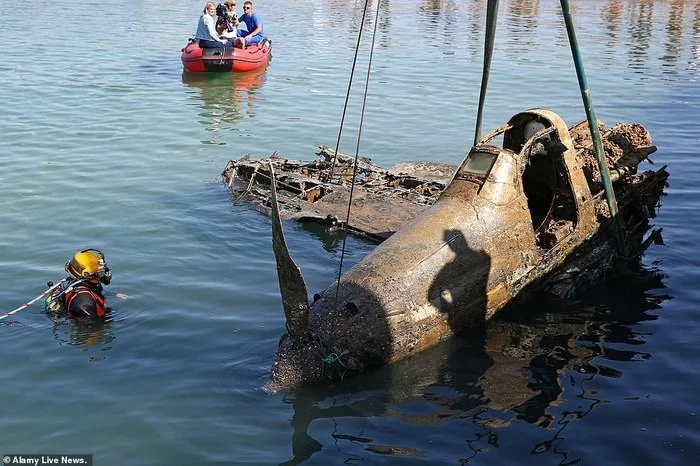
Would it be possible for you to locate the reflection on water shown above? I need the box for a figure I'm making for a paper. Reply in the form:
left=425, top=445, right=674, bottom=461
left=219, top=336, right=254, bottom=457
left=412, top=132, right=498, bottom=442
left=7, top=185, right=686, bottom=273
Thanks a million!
left=280, top=266, right=671, bottom=464
left=182, top=65, right=269, bottom=144
left=324, top=0, right=700, bottom=75
left=693, top=1, right=700, bottom=75
left=296, top=221, right=346, bottom=254
left=628, top=1, right=654, bottom=71
left=50, top=317, right=115, bottom=355
left=417, top=0, right=460, bottom=47
left=506, top=0, right=540, bottom=36
left=47, top=305, right=116, bottom=352
left=601, top=0, right=623, bottom=43
left=662, top=0, right=686, bottom=68
left=414, top=0, right=700, bottom=73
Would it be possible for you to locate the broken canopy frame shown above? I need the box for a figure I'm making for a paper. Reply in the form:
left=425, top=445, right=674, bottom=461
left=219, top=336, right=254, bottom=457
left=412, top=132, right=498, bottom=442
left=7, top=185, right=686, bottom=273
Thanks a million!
left=475, top=0, right=626, bottom=254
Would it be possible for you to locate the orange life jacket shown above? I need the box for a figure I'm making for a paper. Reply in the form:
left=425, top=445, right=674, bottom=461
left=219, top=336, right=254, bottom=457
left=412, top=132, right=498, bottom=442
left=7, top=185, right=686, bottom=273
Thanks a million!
left=65, top=285, right=107, bottom=318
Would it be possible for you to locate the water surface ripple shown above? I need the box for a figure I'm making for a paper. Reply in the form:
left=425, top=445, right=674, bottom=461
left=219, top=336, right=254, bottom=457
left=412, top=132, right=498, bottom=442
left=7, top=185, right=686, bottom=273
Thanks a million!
left=1, top=1, right=699, bottom=464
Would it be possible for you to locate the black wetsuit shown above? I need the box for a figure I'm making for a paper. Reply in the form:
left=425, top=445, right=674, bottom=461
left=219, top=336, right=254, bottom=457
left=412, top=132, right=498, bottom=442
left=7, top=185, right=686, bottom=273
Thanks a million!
left=66, top=282, right=109, bottom=322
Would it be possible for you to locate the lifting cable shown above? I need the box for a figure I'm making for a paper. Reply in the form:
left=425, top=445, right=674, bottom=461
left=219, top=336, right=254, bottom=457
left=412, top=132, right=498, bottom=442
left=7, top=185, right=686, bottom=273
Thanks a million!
left=327, top=0, right=373, bottom=182
left=333, top=0, right=383, bottom=308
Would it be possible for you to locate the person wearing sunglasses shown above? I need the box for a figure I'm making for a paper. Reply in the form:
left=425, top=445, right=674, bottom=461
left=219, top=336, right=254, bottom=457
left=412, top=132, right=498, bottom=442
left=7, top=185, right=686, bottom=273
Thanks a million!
left=234, top=1, right=264, bottom=49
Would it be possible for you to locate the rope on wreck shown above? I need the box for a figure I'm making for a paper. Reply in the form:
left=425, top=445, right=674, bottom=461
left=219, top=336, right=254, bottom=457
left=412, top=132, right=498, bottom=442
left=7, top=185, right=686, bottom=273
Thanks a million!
left=333, top=0, right=382, bottom=309
left=327, top=0, right=373, bottom=181
left=322, top=350, right=349, bottom=380
left=308, top=329, right=350, bottom=380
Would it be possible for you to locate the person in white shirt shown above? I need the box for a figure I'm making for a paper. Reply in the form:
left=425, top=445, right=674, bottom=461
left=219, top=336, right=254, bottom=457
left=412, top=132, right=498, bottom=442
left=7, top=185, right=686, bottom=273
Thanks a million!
left=195, top=2, right=232, bottom=48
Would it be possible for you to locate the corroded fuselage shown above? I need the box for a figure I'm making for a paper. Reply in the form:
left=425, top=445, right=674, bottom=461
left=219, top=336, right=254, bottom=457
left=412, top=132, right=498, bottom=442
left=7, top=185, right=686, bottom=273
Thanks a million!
left=267, top=109, right=646, bottom=392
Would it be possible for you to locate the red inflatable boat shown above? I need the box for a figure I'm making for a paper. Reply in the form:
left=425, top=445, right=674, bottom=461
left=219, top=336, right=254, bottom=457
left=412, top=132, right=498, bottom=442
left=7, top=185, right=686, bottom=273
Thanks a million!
left=181, top=38, right=271, bottom=73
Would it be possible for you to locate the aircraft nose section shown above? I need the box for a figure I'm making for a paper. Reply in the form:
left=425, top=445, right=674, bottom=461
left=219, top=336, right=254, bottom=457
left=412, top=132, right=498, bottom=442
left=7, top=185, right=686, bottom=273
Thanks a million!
left=268, top=287, right=383, bottom=392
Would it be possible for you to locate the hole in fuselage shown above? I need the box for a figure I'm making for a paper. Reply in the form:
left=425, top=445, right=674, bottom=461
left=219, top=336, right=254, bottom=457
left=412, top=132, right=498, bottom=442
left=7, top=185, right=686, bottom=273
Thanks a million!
left=344, top=302, right=359, bottom=316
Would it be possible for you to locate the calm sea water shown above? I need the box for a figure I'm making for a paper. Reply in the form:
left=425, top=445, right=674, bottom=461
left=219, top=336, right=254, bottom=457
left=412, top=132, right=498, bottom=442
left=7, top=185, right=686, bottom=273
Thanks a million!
left=1, top=0, right=699, bottom=464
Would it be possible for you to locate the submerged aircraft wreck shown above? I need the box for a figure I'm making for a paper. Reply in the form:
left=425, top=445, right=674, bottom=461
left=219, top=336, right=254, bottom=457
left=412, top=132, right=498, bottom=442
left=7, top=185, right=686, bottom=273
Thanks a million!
left=223, top=1, right=669, bottom=392
left=224, top=110, right=667, bottom=392
left=222, top=144, right=453, bottom=242
left=278, top=271, right=669, bottom=464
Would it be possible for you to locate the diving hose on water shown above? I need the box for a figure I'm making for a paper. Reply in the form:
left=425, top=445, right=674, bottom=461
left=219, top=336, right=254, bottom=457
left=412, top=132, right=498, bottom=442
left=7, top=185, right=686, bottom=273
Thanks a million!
left=0, top=277, right=84, bottom=321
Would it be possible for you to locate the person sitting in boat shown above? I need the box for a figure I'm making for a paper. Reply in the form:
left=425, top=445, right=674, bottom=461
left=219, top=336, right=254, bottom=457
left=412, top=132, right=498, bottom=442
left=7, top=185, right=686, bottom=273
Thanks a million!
left=195, top=1, right=233, bottom=48
left=63, top=249, right=112, bottom=322
left=233, top=1, right=264, bottom=49
left=216, top=0, right=239, bottom=37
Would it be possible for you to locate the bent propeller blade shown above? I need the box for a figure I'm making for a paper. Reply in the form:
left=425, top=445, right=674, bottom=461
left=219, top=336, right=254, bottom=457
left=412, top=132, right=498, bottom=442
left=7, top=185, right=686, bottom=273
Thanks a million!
left=268, top=160, right=310, bottom=340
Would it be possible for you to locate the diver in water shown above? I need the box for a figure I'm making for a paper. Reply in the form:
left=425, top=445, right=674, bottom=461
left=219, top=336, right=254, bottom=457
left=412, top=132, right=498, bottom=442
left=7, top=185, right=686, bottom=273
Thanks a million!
left=46, top=249, right=112, bottom=322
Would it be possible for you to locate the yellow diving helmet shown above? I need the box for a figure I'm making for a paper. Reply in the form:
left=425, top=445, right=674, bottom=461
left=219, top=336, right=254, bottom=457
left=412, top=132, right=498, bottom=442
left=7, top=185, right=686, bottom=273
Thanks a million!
left=65, top=249, right=112, bottom=285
